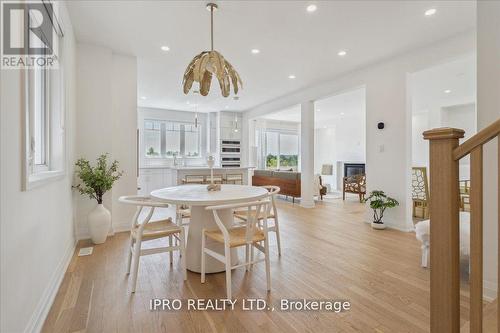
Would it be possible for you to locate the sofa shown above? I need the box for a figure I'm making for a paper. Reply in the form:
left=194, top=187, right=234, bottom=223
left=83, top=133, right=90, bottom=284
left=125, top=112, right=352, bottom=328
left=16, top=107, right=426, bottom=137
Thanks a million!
left=252, top=170, right=326, bottom=202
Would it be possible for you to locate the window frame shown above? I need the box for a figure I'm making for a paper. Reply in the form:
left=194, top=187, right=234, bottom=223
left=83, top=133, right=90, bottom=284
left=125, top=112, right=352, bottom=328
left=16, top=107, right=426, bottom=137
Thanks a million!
left=143, top=119, right=201, bottom=159
left=263, top=129, right=299, bottom=170
left=22, top=16, right=66, bottom=190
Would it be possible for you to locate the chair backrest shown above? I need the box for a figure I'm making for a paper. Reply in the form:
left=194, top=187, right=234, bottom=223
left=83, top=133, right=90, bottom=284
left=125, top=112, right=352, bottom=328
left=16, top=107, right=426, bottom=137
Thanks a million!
left=184, top=175, right=205, bottom=184
left=118, top=195, right=169, bottom=229
left=261, top=185, right=280, bottom=216
left=206, top=200, right=271, bottom=244
left=411, top=167, right=429, bottom=201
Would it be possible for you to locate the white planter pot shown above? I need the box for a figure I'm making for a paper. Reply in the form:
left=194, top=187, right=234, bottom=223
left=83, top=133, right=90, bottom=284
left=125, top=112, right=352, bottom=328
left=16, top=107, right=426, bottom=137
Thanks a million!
left=371, top=221, right=386, bottom=230
left=88, top=204, right=111, bottom=244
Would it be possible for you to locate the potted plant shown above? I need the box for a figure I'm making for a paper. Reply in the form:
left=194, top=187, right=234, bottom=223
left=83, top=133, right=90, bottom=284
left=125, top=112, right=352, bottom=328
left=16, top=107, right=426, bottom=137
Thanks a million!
left=363, top=190, right=399, bottom=230
left=74, top=154, right=123, bottom=244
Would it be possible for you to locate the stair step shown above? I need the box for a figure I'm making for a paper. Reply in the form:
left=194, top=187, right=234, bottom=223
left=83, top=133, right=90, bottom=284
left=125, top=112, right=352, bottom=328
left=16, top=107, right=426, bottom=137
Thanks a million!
left=461, top=299, right=497, bottom=332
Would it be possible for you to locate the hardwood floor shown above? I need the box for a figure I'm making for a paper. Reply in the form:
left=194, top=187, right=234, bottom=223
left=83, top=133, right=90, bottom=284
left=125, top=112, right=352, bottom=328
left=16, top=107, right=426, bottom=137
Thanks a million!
left=42, top=198, right=473, bottom=333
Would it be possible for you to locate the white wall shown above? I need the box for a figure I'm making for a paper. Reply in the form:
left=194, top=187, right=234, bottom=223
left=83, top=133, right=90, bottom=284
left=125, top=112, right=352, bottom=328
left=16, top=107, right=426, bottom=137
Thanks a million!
left=477, top=1, right=500, bottom=301
left=314, top=127, right=336, bottom=173
left=0, top=4, right=77, bottom=333
left=412, top=103, right=476, bottom=178
left=245, top=32, right=475, bottom=231
left=314, top=118, right=366, bottom=191
left=75, top=44, right=137, bottom=239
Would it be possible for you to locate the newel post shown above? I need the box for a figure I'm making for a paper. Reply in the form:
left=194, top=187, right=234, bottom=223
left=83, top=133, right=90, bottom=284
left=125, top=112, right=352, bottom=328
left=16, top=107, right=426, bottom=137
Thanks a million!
left=423, top=128, right=464, bottom=333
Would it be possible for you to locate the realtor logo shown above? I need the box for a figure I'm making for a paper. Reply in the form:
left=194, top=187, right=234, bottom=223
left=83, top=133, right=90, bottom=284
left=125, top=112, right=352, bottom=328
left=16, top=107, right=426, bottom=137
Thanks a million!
left=1, top=1, right=56, bottom=68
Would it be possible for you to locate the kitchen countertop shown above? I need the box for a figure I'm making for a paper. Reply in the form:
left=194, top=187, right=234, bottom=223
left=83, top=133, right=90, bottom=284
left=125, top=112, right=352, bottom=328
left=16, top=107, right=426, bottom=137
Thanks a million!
left=140, top=166, right=255, bottom=170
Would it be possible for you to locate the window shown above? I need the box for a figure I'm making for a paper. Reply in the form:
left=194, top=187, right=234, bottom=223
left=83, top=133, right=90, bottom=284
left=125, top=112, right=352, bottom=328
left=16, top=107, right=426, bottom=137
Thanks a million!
left=33, top=64, right=49, bottom=168
left=144, top=121, right=161, bottom=156
left=144, top=120, right=200, bottom=158
left=279, top=133, right=299, bottom=169
left=164, top=122, right=181, bottom=157
left=264, top=131, right=299, bottom=170
left=265, top=132, right=279, bottom=169
left=184, top=124, right=200, bottom=157
left=23, top=8, right=65, bottom=190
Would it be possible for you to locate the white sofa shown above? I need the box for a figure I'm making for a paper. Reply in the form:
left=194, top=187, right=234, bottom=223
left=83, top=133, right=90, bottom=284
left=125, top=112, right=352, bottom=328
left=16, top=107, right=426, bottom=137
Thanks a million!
left=415, top=211, right=470, bottom=268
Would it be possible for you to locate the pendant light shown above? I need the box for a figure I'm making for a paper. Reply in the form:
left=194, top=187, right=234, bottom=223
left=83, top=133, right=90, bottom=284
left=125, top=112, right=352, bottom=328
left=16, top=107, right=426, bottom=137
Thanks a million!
left=182, top=3, right=242, bottom=98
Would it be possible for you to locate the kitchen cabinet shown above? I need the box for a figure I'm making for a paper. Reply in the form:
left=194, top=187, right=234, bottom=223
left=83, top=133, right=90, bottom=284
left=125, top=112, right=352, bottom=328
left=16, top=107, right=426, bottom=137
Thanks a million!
left=138, top=168, right=176, bottom=196
left=220, top=127, right=241, bottom=140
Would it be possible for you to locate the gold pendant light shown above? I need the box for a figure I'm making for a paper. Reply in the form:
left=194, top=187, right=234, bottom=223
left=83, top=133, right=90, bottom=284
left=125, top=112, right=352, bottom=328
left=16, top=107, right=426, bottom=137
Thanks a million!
left=182, top=3, right=242, bottom=98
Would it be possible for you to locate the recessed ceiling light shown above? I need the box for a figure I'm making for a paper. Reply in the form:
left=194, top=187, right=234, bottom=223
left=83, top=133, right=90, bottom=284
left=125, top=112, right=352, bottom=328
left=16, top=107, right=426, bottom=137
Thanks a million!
left=317, top=109, right=321, bottom=112
left=251, top=49, right=260, bottom=54
left=424, top=8, right=437, bottom=16
left=288, top=74, right=296, bottom=79
left=161, top=45, right=170, bottom=51
left=140, top=96, right=147, bottom=100
left=337, top=50, right=347, bottom=57
left=444, top=89, right=451, bottom=94
left=306, top=4, right=317, bottom=12
left=340, top=112, right=345, bottom=115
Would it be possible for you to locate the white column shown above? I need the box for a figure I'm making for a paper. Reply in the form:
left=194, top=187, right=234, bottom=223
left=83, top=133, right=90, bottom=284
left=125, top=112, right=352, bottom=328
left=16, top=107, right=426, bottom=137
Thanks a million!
left=300, top=101, right=315, bottom=208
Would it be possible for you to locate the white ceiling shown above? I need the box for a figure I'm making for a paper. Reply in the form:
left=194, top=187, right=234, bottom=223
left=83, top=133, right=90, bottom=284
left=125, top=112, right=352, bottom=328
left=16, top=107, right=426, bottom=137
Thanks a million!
left=260, top=87, right=365, bottom=128
left=67, top=1, right=475, bottom=113
left=411, top=54, right=476, bottom=113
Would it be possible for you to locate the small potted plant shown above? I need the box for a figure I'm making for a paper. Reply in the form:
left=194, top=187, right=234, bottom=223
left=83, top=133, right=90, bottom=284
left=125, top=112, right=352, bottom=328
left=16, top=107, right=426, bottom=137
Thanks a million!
left=74, top=154, right=123, bottom=244
left=363, top=190, right=399, bottom=230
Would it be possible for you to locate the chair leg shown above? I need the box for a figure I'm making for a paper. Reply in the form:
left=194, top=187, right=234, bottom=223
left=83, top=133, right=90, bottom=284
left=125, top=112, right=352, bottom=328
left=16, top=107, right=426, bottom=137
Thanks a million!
left=180, top=229, right=187, bottom=281
left=250, top=244, right=255, bottom=271
left=274, top=218, right=282, bottom=257
left=169, top=235, right=173, bottom=265
left=131, top=239, right=142, bottom=293
left=201, top=230, right=206, bottom=283
left=245, top=244, right=250, bottom=272
left=225, top=244, right=232, bottom=300
left=264, top=238, right=271, bottom=292
left=175, top=212, right=181, bottom=248
left=126, top=236, right=134, bottom=274
left=421, top=242, right=429, bottom=268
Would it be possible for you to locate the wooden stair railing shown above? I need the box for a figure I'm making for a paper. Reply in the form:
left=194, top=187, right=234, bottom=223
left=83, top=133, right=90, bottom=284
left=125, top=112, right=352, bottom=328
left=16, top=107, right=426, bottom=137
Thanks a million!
left=424, top=118, right=500, bottom=332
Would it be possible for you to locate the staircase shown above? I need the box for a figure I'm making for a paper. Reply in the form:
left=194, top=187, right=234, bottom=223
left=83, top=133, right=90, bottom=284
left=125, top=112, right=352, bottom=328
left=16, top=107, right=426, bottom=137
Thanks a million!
left=424, top=118, right=500, bottom=332
left=461, top=300, right=498, bottom=332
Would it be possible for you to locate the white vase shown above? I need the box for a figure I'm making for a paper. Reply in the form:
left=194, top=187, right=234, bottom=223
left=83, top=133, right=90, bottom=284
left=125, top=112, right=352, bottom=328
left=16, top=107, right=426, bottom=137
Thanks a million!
left=88, top=204, right=111, bottom=244
left=371, top=221, right=386, bottom=230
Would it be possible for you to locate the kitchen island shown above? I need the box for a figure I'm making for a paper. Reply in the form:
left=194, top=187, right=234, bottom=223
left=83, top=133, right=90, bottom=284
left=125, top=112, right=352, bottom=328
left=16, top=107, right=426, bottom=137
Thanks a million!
left=138, top=166, right=254, bottom=196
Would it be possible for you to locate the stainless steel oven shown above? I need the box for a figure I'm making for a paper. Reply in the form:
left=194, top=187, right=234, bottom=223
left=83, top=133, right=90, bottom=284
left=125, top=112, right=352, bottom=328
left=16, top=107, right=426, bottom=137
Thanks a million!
left=220, top=140, right=241, bottom=167
left=221, top=156, right=241, bottom=168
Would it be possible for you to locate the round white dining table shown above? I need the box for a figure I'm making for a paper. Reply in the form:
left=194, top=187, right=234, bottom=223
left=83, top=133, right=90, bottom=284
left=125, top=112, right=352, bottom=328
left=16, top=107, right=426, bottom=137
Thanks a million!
left=150, top=184, right=269, bottom=273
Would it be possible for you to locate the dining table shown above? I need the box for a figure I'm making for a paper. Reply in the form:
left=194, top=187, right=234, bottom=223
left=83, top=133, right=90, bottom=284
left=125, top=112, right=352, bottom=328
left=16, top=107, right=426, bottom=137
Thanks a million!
left=150, top=184, right=269, bottom=273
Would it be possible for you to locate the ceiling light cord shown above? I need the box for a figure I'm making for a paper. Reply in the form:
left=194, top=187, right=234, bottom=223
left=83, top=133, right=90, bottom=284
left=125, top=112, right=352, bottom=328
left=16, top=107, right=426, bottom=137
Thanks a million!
left=210, top=5, right=214, bottom=51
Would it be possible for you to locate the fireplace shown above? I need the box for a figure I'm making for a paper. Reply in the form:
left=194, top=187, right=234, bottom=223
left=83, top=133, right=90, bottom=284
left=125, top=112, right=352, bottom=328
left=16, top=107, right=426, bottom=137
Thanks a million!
left=344, top=163, right=365, bottom=177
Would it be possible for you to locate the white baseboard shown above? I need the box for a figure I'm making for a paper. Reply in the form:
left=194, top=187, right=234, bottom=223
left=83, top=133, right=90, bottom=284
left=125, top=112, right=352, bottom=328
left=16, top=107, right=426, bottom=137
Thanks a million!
left=24, top=239, right=76, bottom=333
left=77, top=222, right=131, bottom=240
left=363, top=219, right=414, bottom=232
